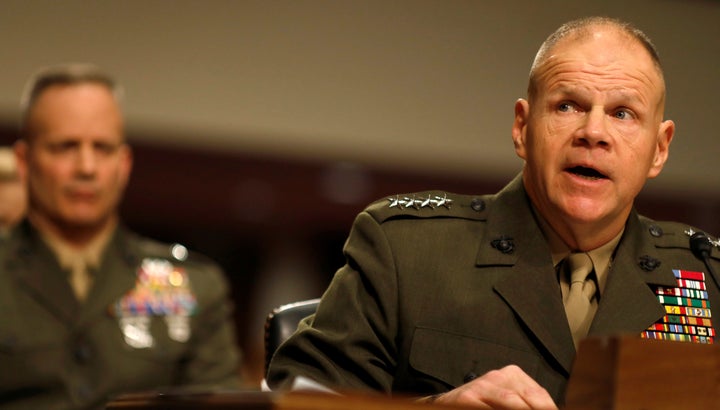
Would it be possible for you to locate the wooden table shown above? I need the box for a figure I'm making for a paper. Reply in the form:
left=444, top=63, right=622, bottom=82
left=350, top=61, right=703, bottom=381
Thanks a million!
left=107, top=390, right=472, bottom=410
left=109, top=336, right=720, bottom=409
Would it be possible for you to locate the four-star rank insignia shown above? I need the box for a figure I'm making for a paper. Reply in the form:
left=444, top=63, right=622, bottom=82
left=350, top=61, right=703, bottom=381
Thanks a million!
left=387, top=194, right=453, bottom=210
left=642, top=269, right=715, bottom=344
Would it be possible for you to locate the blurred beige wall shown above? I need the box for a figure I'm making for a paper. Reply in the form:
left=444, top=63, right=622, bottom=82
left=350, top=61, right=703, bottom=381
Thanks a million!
left=0, top=0, right=718, bottom=193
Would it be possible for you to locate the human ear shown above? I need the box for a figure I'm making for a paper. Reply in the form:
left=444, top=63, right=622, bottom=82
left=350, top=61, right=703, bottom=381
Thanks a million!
left=647, top=119, right=675, bottom=179
left=512, top=99, right=530, bottom=160
left=13, top=140, right=28, bottom=183
left=117, top=144, right=134, bottom=190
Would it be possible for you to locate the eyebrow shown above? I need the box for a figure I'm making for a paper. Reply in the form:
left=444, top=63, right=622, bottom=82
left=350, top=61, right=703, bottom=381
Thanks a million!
left=547, top=84, right=647, bottom=107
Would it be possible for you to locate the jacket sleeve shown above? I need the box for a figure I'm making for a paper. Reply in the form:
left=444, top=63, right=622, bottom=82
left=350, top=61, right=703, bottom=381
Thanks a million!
left=266, top=210, right=399, bottom=392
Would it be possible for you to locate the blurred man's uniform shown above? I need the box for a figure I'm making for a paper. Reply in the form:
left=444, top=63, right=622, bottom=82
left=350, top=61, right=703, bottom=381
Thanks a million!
left=0, top=222, right=240, bottom=409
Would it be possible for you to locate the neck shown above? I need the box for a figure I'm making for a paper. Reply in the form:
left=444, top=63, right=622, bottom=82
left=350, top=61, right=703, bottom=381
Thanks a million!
left=552, top=215, right=627, bottom=252
left=28, top=211, right=118, bottom=249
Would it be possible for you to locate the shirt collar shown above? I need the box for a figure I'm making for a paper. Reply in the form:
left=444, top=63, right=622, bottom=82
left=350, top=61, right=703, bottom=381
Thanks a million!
left=35, top=220, right=117, bottom=271
left=531, top=204, right=624, bottom=295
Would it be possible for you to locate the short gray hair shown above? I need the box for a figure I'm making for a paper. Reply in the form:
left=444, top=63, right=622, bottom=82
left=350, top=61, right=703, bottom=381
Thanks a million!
left=19, top=63, right=124, bottom=139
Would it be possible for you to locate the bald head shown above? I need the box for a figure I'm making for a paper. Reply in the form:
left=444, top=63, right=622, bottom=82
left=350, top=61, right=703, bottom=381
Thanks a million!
left=528, top=17, right=664, bottom=102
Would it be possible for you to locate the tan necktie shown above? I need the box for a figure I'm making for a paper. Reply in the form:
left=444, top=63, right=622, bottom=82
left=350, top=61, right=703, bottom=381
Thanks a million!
left=69, top=255, right=93, bottom=302
left=563, top=252, right=597, bottom=348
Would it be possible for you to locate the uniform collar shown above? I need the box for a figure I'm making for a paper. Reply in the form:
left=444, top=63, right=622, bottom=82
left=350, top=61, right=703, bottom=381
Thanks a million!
left=531, top=205, right=623, bottom=297
left=35, top=218, right=117, bottom=272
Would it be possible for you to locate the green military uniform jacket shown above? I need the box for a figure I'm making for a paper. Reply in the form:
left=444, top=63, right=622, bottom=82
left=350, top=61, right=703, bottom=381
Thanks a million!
left=0, top=221, right=241, bottom=410
left=267, top=174, right=720, bottom=404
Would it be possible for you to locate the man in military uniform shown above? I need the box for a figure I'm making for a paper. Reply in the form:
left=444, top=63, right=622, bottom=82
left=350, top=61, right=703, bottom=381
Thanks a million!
left=267, top=17, right=720, bottom=408
left=0, top=64, right=242, bottom=410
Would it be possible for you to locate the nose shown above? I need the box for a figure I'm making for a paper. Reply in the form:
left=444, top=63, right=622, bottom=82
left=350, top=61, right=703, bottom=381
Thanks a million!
left=76, top=144, right=97, bottom=176
left=576, top=108, right=610, bottom=148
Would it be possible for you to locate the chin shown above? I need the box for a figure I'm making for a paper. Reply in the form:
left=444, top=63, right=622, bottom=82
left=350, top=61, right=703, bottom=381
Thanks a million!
left=560, top=201, right=610, bottom=225
left=63, top=214, right=105, bottom=229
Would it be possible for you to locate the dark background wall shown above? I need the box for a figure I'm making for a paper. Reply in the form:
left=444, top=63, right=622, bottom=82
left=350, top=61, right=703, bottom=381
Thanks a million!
left=1, top=1, right=719, bottom=193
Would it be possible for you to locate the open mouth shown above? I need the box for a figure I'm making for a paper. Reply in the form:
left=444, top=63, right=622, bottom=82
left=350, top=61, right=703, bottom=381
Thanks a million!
left=566, top=166, right=608, bottom=180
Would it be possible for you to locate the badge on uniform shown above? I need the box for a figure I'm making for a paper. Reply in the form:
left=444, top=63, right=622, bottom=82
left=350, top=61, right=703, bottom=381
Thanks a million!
left=111, top=258, right=198, bottom=349
left=641, top=269, right=715, bottom=344
left=387, top=193, right=453, bottom=209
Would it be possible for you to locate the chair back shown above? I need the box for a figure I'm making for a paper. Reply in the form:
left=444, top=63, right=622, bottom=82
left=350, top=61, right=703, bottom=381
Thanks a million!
left=264, top=298, right=321, bottom=374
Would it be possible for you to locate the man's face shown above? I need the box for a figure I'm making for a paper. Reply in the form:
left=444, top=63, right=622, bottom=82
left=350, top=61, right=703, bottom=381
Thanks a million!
left=512, top=29, right=674, bottom=240
left=18, top=83, right=132, bottom=231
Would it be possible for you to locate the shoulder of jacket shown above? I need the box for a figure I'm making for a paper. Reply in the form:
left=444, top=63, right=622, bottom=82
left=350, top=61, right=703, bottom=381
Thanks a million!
left=364, top=190, right=493, bottom=223
left=638, top=216, right=720, bottom=257
left=126, top=232, right=221, bottom=271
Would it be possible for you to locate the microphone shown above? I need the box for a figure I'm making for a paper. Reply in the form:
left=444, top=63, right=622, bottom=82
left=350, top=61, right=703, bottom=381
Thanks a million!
left=689, top=231, right=720, bottom=290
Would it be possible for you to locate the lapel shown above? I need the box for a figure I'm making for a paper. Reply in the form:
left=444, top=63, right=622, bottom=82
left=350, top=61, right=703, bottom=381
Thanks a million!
left=590, top=211, right=677, bottom=336
left=474, top=177, right=680, bottom=374
left=477, top=175, right=577, bottom=374
left=7, top=222, right=141, bottom=328
left=77, top=227, right=140, bottom=326
left=8, top=220, right=80, bottom=325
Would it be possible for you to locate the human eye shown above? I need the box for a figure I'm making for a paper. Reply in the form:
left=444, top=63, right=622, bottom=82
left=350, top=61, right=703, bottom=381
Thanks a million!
left=47, top=140, right=78, bottom=154
left=94, top=142, right=119, bottom=155
left=557, top=101, right=577, bottom=113
left=613, top=108, right=635, bottom=120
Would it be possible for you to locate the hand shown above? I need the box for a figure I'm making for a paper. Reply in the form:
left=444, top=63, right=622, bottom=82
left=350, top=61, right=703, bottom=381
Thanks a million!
left=432, top=365, right=558, bottom=409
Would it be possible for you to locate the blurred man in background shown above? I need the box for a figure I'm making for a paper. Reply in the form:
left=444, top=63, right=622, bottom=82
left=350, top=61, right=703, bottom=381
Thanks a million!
left=0, top=64, right=242, bottom=410
left=0, top=147, right=27, bottom=238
